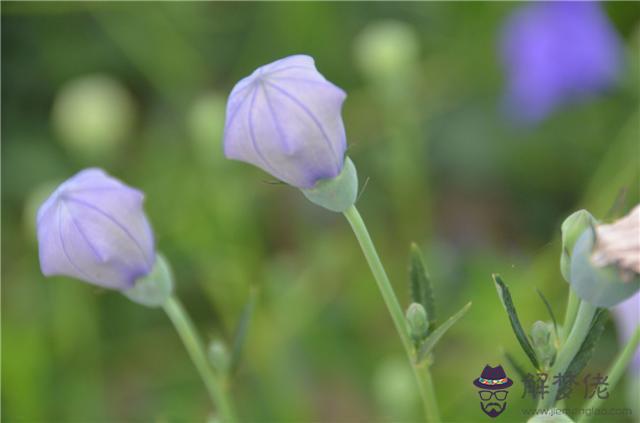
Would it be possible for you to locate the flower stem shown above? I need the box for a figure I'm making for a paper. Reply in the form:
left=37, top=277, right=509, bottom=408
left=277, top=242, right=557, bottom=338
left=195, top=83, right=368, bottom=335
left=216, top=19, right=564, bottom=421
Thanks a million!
left=578, top=325, right=640, bottom=423
left=538, top=299, right=598, bottom=410
left=562, top=289, right=580, bottom=341
left=163, top=295, right=237, bottom=422
left=343, top=205, right=440, bottom=422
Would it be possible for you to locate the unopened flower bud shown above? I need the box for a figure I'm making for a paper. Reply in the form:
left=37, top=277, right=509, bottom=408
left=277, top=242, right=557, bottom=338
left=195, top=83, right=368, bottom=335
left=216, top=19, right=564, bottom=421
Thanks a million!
left=208, top=339, right=230, bottom=375
left=531, top=321, right=556, bottom=368
left=406, top=302, right=429, bottom=342
left=223, top=55, right=348, bottom=190
left=37, top=168, right=155, bottom=290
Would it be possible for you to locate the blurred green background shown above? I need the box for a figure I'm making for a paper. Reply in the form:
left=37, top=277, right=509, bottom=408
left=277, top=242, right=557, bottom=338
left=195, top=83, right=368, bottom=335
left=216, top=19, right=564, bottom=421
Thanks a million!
left=2, top=2, right=639, bottom=422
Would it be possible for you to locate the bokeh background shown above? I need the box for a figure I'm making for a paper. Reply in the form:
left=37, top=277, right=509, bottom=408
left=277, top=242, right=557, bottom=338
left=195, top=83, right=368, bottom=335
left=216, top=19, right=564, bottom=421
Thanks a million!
left=2, top=2, right=639, bottom=422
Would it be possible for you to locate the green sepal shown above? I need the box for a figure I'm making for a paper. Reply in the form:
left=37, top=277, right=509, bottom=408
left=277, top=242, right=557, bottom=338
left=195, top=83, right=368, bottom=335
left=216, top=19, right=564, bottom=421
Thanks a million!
left=409, top=243, right=436, bottom=328
left=123, top=253, right=174, bottom=307
left=416, top=302, right=471, bottom=364
left=301, top=157, right=358, bottom=212
left=493, top=274, right=540, bottom=370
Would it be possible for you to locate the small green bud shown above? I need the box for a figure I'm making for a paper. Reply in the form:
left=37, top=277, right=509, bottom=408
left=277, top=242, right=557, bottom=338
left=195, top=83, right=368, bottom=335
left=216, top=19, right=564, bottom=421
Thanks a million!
left=301, top=157, right=358, bottom=213
left=530, top=321, right=556, bottom=369
left=123, top=254, right=174, bottom=308
left=406, top=302, right=429, bottom=343
left=208, top=339, right=230, bottom=375
left=560, top=209, right=597, bottom=282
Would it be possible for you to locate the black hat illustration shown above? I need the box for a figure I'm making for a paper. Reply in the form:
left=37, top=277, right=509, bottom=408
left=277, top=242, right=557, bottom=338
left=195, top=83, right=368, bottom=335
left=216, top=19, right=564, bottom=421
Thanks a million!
left=472, top=365, right=513, bottom=390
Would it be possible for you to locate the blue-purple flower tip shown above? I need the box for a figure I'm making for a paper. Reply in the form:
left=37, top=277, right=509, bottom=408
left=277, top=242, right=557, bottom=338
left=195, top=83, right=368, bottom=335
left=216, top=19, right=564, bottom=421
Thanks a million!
left=501, top=2, right=623, bottom=123
left=37, top=168, right=155, bottom=290
left=223, top=55, right=347, bottom=189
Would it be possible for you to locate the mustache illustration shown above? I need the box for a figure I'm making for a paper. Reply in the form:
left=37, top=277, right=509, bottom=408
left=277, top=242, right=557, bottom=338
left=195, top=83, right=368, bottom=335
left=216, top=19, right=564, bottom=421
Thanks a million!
left=480, top=401, right=507, bottom=417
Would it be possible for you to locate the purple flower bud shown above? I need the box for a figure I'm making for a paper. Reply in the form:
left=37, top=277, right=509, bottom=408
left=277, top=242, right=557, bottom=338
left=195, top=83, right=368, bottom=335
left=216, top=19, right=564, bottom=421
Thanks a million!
left=37, top=168, right=155, bottom=290
left=223, top=55, right=347, bottom=189
left=501, top=2, right=623, bottom=123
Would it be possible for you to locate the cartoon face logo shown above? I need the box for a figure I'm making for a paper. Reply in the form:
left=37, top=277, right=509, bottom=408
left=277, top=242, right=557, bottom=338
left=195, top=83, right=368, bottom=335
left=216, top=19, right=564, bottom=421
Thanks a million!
left=472, top=365, right=513, bottom=418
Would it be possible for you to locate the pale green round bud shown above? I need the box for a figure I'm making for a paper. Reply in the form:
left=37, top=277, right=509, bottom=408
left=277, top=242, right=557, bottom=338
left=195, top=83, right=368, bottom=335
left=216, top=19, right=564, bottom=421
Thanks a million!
left=52, top=74, right=135, bottom=159
left=208, top=339, right=230, bottom=375
left=406, top=302, right=429, bottom=342
left=301, top=157, right=358, bottom=213
left=354, top=20, right=420, bottom=81
left=560, top=209, right=597, bottom=282
left=530, top=321, right=556, bottom=368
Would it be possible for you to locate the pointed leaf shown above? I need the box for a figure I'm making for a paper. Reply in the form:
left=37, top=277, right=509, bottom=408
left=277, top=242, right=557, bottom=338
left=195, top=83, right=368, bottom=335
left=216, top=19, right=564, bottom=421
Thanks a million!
left=536, top=288, right=559, bottom=339
left=417, top=302, right=471, bottom=363
left=493, top=274, right=540, bottom=370
left=409, top=243, right=436, bottom=328
left=230, top=286, right=258, bottom=375
left=504, top=350, right=529, bottom=383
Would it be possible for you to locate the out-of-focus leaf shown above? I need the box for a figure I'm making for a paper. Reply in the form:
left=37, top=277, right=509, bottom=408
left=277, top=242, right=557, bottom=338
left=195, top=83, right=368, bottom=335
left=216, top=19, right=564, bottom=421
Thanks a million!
left=416, top=302, right=471, bottom=363
left=409, top=243, right=436, bottom=328
left=230, top=286, right=258, bottom=376
left=504, top=350, right=529, bottom=383
left=493, top=274, right=540, bottom=370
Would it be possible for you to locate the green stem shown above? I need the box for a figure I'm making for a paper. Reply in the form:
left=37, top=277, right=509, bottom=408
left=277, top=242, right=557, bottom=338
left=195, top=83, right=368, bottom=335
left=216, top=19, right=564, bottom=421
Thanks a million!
left=562, top=289, right=580, bottom=342
left=539, top=299, right=598, bottom=410
left=163, top=296, right=237, bottom=422
left=578, top=326, right=640, bottom=423
left=343, top=205, right=440, bottom=422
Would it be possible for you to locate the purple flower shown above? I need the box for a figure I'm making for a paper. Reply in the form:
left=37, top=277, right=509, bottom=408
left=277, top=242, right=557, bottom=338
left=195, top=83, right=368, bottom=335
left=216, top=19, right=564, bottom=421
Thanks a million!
left=501, top=2, right=623, bottom=123
left=613, top=291, right=640, bottom=374
left=223, top=55, right=347, bottom=189
left=37, top=168, right=155, bottom=290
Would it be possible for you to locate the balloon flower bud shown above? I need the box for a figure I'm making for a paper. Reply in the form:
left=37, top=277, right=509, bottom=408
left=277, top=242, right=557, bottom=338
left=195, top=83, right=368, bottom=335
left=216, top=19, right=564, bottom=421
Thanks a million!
left=406, top=302, right=429, bottom=343
left=530, top=320, right=556, bottom=368
left=37, top=168, right=155, bottom=291
left=569, top=205, right=640, bottom=307
left=560, top=209, right=597, bottom=282
left=222, top=54, right=357, bottom=212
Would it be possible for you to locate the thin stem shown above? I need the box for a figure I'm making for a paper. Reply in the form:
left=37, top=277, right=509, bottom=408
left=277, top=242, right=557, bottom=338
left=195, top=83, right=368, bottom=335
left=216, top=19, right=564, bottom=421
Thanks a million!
left=343, top=205, right=440, bottom=422
left=538, top=299, right=598, bottom=410
left=562, top=289, right=580, bottom=342
left=578, top=326, right=640, bottom=423
left=163, top=296, right=237, bottom=422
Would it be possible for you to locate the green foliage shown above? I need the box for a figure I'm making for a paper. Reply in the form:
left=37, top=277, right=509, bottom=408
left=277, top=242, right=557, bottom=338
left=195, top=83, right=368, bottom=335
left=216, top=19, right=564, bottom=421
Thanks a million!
left=416, top=302, right=471, bottom=364
left=408, top=243, right=436, bottom=329
left=493, top=274, right=540, bottom=370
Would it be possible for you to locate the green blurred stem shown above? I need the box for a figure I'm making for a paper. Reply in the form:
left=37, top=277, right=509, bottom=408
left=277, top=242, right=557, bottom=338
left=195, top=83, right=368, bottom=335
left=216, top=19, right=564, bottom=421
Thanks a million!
left=578, top=326, right=640, bottom=423
left=163, top=296, right=237, bottom=422
left=539, top=299, right=598, bottom=410
left=562, top=289, right=580, bottom=342
left=343, top=205, right=441, bottom=422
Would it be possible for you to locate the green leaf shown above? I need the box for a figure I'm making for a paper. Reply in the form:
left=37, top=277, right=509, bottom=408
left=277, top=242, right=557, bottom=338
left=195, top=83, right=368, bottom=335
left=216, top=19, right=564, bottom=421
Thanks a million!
left=230, top=286, right=258, bottom=375
left=504, top=350, right=529, bottom=383
left=416, top=302, right=471, bottom=363
left=409, top=243, right=436, bottom=328
left=536, top=288, right=559, bottom=339
left=493, top=274, right=540, bottom=370
left=559, top=308, right=608, bottom=397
